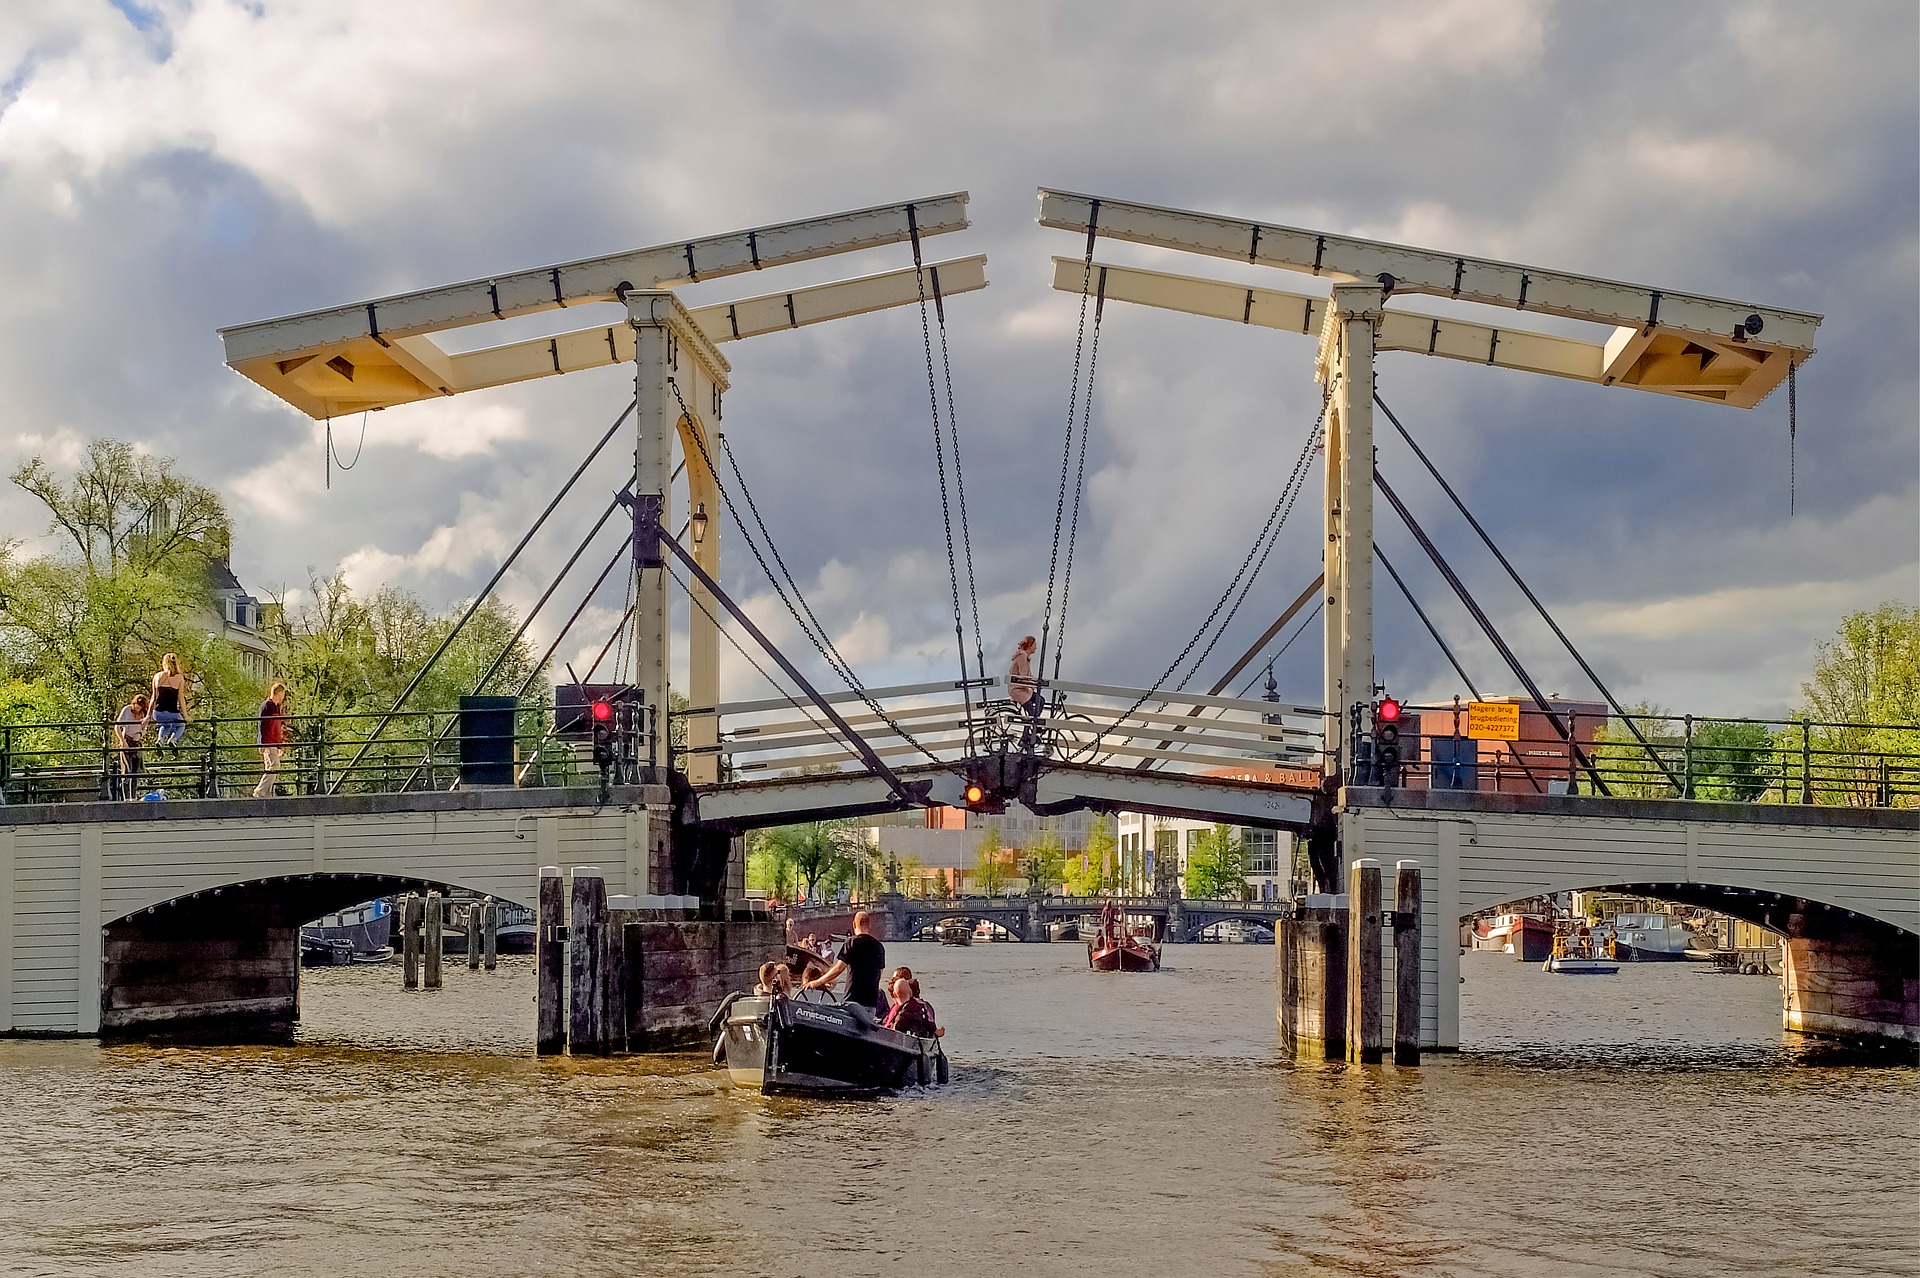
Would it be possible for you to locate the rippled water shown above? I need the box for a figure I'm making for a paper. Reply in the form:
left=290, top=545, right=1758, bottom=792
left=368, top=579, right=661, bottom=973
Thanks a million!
left=1, top=943, right=1915, bottom=1277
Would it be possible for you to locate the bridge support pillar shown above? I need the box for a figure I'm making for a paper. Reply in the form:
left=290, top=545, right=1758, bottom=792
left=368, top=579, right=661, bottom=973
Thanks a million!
left=1783, top=907, right=1919, bottom=1045
left=1277, top=895, right=1346, bottom=1059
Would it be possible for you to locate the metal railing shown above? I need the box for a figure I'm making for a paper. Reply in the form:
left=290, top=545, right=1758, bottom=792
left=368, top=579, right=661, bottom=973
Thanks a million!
left=1386, top=703, right=1920, bottom=809
left=0, top=705, right=641, bottom=805
left=692, top=677, right=1326, bottom=780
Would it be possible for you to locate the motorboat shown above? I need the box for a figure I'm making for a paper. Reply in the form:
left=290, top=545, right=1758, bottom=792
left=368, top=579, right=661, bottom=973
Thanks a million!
left=714, top=993, right=947, bottom=1097
left=1086, top=900, right=1160, bottom=972
left=1544, top=921, right=1619, bottom=975
left=937, top=919, right=974, bottom=946
left=1606, top=911, right=1693, bottom=962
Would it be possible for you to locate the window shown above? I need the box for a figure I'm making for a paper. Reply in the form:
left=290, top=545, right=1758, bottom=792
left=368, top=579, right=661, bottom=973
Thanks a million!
left=1244, top=829, right=1278, bottom=876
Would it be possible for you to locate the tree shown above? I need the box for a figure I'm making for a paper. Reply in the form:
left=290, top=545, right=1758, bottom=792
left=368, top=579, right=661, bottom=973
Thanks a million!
left=1184, top=824, right=1249, bottom=899
left=969, top=825, right=1013, bottom=895
left=0, top=440, right=232, bottom=716
left=1798, top=602, right=1920, bottom=806
left=750, top=821, right=866, bottom=900
left=1592, top=703, right=1775, bottom=802
left=1023, top=828, right=1066, bottom=894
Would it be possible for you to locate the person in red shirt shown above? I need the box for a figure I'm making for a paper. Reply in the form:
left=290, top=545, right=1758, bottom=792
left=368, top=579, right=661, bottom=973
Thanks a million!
left=882, top=974, right=942, bottom=1039
left=252, top=682, right=290, bottom=799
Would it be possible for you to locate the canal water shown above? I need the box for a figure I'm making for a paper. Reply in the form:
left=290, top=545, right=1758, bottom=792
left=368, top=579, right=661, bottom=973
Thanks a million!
left=1, top=944, right=1914, bottom=1277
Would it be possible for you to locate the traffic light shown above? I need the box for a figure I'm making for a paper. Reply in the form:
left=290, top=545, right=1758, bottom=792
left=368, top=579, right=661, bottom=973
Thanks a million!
left=959, top=769, right=1005, bottom=815
left=1372, top=696, right=1403, bottom=788
left=590, top=698, right=615, bottom=769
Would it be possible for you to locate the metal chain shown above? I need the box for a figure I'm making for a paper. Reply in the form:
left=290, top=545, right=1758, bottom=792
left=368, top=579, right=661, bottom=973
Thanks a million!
left=1049, top=277, right=1105, bottom=686
left=934, top=299, right=986, bottom=689
left=1788, top=358, right=1797, bottom=516
left=1037, top=249, right=1098, bottom=687
left=909, top=243, right=974, bottom=722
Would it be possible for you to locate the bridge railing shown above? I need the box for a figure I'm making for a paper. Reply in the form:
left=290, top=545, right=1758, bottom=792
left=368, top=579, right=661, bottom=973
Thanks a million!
left=0, top=705, right=618, bottom=804
left=1394, top=703, right=1920, bottom=809
left=702, top=677, right=1326, bottom=780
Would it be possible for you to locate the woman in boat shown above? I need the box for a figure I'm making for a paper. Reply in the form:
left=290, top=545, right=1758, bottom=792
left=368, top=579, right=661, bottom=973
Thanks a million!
left=882, top=974, right=942, bottom=1039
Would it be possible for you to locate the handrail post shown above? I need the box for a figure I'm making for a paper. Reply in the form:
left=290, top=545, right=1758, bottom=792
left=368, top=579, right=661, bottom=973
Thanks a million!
left=1565, top=709, right=1578, bottom=795
left=1682, top=713, right=1694, bottom=799
left=1878, top=756, right=1891, bottom=808
left=1800, top=720, right=1813, bottom=805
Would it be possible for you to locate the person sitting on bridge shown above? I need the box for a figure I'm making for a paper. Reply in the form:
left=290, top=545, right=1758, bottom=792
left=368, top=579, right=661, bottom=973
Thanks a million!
left=150, top=654, right=189, bottom=754
left=803, top=910, right=888, bottom=1016
left=883, top=974, right=943, bottom=1039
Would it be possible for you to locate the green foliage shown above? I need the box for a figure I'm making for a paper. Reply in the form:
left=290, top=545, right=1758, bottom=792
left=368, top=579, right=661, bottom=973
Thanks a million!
left=1594, top=703, right=1776, bottom=801
left=0, top=439, right=231, bottom=717
left=969, top=825, right=1012, bottom=895
left=1022, top=828, right=1066, bottom=894
left=749, top=821, right=869, bottom=901
left=1798, top=602, right=1920, bottom=805
left=1184, top=824, right=1249, bottom=899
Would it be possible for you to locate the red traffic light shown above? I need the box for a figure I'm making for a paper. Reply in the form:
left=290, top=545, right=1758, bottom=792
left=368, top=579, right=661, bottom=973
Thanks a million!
left=591, top=699, right=613, bottom=722
left=1377, top=698, right=1401, bottom=723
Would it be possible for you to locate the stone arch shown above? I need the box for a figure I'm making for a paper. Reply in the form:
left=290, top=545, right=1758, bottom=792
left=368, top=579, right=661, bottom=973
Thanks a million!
left=102, top=871, right=514, bottom=1037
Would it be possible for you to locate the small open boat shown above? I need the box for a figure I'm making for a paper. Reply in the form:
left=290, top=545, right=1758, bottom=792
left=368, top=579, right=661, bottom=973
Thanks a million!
left=1086, top=900, right=1160, bottom=972
left=714, top=993, right=947, bottom=1097
left=1544, top=921, right=1620, bottom=974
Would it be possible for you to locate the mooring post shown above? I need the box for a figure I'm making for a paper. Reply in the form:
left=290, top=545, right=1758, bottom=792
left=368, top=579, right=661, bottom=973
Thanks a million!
left=482, top=900, right=499, bottom=971
left=401, top=892, right=422, bottom=989
left=467, top=900, right=482, bottom=970
left=569, top=866, right=608, bottom=1055
left=1347, top=860, right=1383, bottom=1063
left=1277, top=906, right=1299, bottom=1057
left=536, top=867, right=565, bottom=1055
left=423, top=890, right=444, bottom=989
left=1393, top=861, right=1423, bottom=1066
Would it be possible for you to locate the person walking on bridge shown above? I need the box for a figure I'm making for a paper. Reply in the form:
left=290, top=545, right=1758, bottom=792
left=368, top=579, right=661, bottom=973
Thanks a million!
left=1008, top=635, right=1042, bottom=751
left=114, top=692, right=149, bottom=800
left=252, top=682, right=289, bottom=799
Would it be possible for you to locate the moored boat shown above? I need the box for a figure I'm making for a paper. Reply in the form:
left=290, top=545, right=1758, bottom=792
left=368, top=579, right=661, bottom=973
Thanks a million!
left=715, top=993, right=947, bottom=1097
left=299, top=898, right=394, bottom=966
left=1606, top=911, right=1692, bottom=962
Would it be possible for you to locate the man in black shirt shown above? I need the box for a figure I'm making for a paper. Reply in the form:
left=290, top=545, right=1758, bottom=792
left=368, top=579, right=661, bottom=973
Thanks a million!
left=803, top=911, right=888, bottom=1015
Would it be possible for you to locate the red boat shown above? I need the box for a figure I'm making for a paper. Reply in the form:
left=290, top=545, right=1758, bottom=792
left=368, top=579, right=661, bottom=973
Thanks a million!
left=1087, top=901, right=1161, bottom=972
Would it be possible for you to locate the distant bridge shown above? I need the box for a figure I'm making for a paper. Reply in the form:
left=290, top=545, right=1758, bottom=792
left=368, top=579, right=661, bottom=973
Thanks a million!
left=788, top=894, right=1291, bottom=945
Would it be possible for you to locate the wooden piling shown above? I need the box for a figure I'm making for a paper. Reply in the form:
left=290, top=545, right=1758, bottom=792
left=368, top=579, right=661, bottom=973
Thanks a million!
left=401, top=892, right=422, bottom=989
left=1393, top=861, right=1423, bottom=1066
left=537, top=867, right=565, bottom=1055
left=1277, top=911, right=1298, bottom=1056
left=569, top=866, right=608, bottom=1054
left=467, top=901, right=482, bottom=970
left=482, top=900, right=498, bottom=971
left=423, top=890, right=443, bottom=989
left=1347, top=860, right=1383, bottom=1064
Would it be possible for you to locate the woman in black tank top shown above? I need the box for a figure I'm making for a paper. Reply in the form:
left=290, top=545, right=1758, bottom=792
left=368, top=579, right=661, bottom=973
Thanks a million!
left=151, top=653, right=188, bottom=750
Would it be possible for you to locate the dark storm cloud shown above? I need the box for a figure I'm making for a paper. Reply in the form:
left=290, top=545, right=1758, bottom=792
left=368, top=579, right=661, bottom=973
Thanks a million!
left=0, top=0, right=1911, bottom=718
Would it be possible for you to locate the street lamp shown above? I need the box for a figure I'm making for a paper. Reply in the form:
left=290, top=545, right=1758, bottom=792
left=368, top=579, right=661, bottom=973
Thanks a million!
left=689, top=502, right=709, bottom=550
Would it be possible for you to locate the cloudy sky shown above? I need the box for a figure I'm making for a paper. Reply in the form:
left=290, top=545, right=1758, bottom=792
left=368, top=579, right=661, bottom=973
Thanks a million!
left=2, top=1, right=1914, bottom=721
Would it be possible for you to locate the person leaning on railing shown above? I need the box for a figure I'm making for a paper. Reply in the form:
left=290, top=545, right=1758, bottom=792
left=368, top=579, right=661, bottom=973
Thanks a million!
left=114, top=692, right=150, bottom=801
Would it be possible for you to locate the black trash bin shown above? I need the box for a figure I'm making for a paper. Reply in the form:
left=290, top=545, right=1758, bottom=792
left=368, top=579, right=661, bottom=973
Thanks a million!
left=459, top=695, right=518, bottom=787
